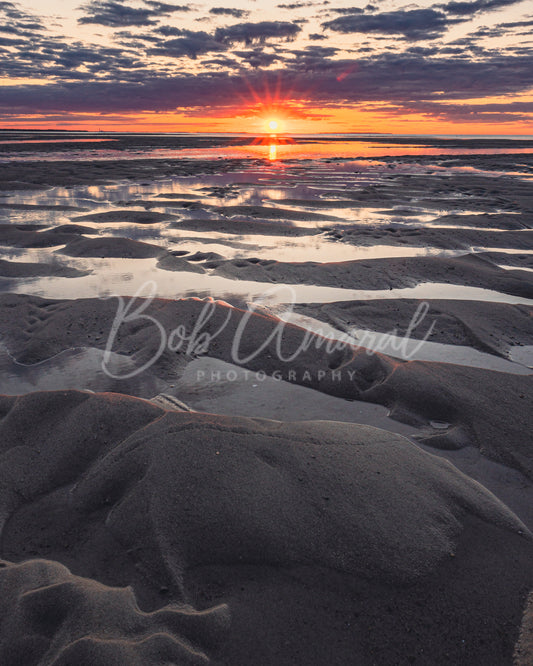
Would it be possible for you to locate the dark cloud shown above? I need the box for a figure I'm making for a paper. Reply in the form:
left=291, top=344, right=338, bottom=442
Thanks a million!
left=277, top=2, right=320, bottom=8
left=1, top=0, right=532, bottom=129
left=0, top=1, right=46, bottom=34
left=114, top=30, right=162, bottom=43
left=148, top=30, right=228, bottom=59
left=2, top=50, right=533, bottom=117
left=157, top=26, right=182, bottom=36
left=234, top=49, right=282, bottom=67
left=439, top=0, right=525, bottom=16
left=328, top=6, right=364, bottom=14
left=0, top=22, right=43, bottom=34
left=144, top=1, right=190, bottom=11
left=406, top=46, right=440, bottom=56
left=214, top=21, right=302, bottom=45
left=499, top=18, right=533, bottom=29
left=0, top=35, right=26, bottom=46
left=209, top=8, right=250, bottom=18
left=78, top=0, right=189, bottom=27
left=385, top=99, right=533, bottom=123
left=323, top=8, right=462, bottom=40
left=290, top=44, right=339, bottom=59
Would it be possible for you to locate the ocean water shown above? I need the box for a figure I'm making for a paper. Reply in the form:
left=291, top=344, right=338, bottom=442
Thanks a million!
left=0, top=131, right=533, bottom=163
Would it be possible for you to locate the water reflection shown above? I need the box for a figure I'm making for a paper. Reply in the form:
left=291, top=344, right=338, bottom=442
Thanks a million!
left=3, top=138, right=533, bottom=163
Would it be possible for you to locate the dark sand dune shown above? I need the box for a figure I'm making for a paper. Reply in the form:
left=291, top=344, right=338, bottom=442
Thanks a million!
left=325, top=226, right=533, bottom=251
left=116, top=198, right=207, bottom=210
left=157, top=252, right=206, bottom=273
left=479, top=251, right=533, bottom=269
left=154, top=193, right=205, bottom=199
left=350, top=170, right=533, bottom=211
left=48, top=223, right=95, bottom=235
left=380, top=153, right=533, bottom=181
left=0, top=202, right=88, bottom=212
left=169, top=217, right=319, bottom=236
left=515, top=593, right=533, bottom=665
left=0, top=390, right=531, bottom=664
left=0, top=259, right=88, bottom=278
left=432, top=213, right=533, bottom=230
left=0, top=157, right=261, bottom=190
left=267, top=197, right=360, bottom=209
left=0, top=558, right=227, bottom=665
left=73, top=210, right=179, bottom=225
left=210, top=253, right=533, bottom=298
left=0, top=294, right=532, bottom=478
left=187, top=251, right=224, bottom=262
left=295, top=299, right=533, bottom=358
left=0, top=223, right=93, bottom=249
left=324, top=186, right=506, bottom=213
left=212, top=204, right=338, bottom=222
left=361, top=361, right=533, bottom=475
left=58, top=236, right=165, bottom=259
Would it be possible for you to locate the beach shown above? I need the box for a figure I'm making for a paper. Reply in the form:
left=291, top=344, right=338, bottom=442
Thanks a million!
left=0, top=131, right=532, bottom=664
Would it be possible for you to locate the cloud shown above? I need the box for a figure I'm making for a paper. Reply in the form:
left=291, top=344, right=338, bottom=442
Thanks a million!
left=384, top=99, right=533, bottom=123
left=234, top=49, right=282, bottom=67
left=144, top=1, right=190, bottom=11
left=209, top=8, right=250, bottom=19
left=323, top=8, right=461, bottom=40
left=2, top=49, right=533, bottom=117
left=277, top=2, right=321, bottom=8
left=439, top=0, right=525, bottom=16
left=498, top=18, right=533, bottom=29
left=1, top=0, right=532, bottom=129
left=0, top=0, right=46, bottom=33
left=148, top=21, right=301, bottom=61
left=78, top=0, right=189, bottom=27
left=327, top=6, right=365, bottom=14
left=148, top=30, right=228, bottom=59
left=214, top=21, right=302, bottom=45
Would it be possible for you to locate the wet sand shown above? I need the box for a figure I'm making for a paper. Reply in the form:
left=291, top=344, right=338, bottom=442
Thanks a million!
left=0, top=136, right=532, bottom=664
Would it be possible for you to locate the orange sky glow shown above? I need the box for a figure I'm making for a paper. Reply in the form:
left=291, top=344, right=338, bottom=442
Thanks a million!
left=2, top=106, right=532, bottom=135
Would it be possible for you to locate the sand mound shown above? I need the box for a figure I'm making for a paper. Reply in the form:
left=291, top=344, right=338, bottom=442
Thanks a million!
left=0, top=558, right=228, bottom=665
left=169, top=218, right=318, bottom=236
left=0, top=293, right=532, bottom=479
left=362, top=361, right=533, bottom=471
left=0, top=224, right=91, bottom=249
left=116, top=199, right=206, bottom=210
left=479, top=251, right=533, bottom=270
left=295, top=298, right=533, bottom=358
left=0, top=202, right=87, bottom=212
left=211, top=253, right=533, bottom=298
left=59, top=236, right=164, bottom=259
left=0, top=390, right=532, bottom=663
left=0, top=157, right=258, bottom=190
left=515, top=593, right=533, bottom=665
left=433, top=213, right=532, bottom=230
left=212, top=204, right=337, bottom=222
left=0, top=259, right=88, bottom=278
left=156, top=252, right=205, bottom=273
left=325, top=226, right=533, bottom=251
left=73, top=210, right=179, bottom=224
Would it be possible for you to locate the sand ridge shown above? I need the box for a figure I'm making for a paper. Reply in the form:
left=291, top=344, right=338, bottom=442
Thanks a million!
left=0, top=390, right=532, bottom=663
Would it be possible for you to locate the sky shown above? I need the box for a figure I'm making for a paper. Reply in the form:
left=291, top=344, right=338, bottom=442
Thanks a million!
left=0, top=0, right=532, bottom=133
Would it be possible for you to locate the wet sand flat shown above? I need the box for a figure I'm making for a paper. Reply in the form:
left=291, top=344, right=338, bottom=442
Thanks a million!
left=0, top=133, right=532, bottom=664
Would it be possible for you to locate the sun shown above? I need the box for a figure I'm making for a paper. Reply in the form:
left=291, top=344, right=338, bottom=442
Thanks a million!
left=268, top=119, right=279, bottom=131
